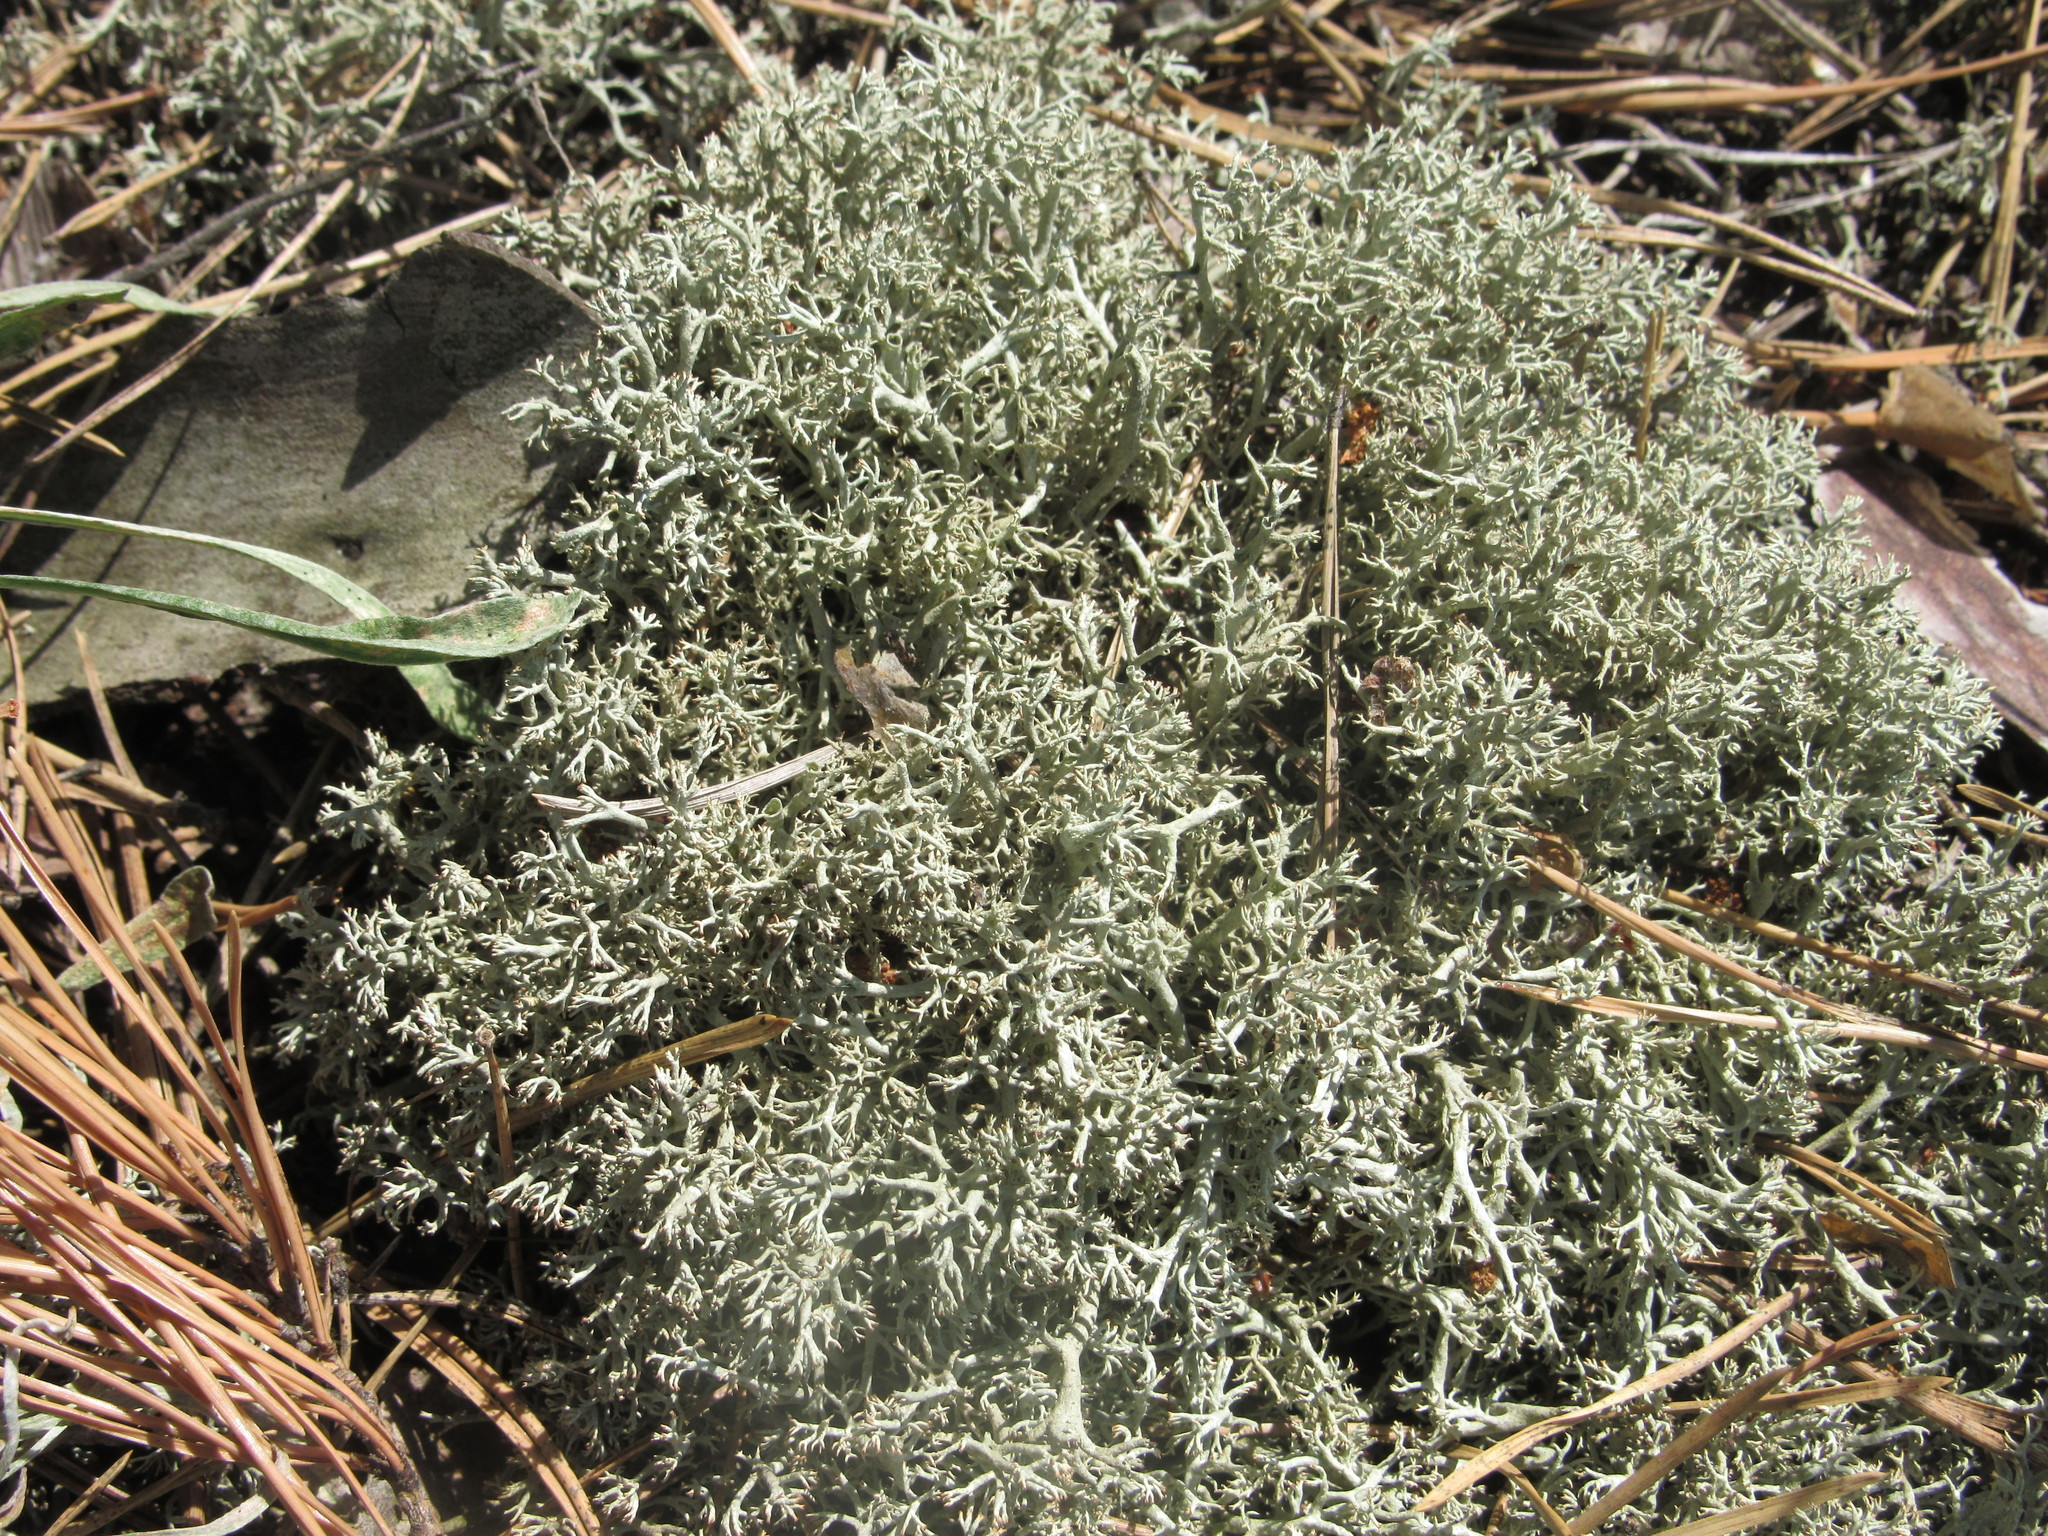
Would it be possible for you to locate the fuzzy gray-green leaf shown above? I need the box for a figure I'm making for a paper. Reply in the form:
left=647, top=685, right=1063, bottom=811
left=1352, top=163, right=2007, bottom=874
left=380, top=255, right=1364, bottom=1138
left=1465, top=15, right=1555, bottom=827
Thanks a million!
left=0, top=574, right=576, bottom=665
left=0, top=281, right=212, bottom=360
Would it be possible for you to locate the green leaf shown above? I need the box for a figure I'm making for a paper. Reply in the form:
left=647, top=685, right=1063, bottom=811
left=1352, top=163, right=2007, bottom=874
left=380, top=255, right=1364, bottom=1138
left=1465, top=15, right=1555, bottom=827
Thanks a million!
left=0, top=504, right=574, bottom=735
left=399, top=662, right=494, bottom=739
left=57, top=865, right=217, bottom=990
left=0, top=280, right=213, bottom=359
left=0, top=573, right=579, bottom=665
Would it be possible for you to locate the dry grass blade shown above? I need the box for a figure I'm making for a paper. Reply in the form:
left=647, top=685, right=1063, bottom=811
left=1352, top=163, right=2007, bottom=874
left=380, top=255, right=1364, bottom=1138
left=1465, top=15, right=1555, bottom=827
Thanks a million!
left=1102, top=451, right=1207, bottom=681
left=1642, top=1472, right=1884, bottom=1536
left=480, top=1031, right=526, bottom=1302
left=26, top=732, right=177, bottom=818
left=362, top=1233, right=485, bottom=1394
left=1763, top=1140, right=1946, bottom=1249
left=1783, top=0, right=1976, bottom=146
left=1664, top=1376, right=1949, bottom=1415
left=1411, top=1281, right=1820, bottom=1512
left=1788, top=1320, right=2035, bottom=1461
left=1211, top=0, right=1285, bottom=49
left=1506, top=176, right=1914, bottom=317
left=1742, top=0, right=1863, bottom=74
left=1634, top=309, right=1666, bottom=459
left=533, top=742, right=844, bottom=825
left=315, top=1187, right=384, bottom=1242
left=63, top=1465, right=212, bottom=1536
left=773, top=0, right=897, bottom=26
left=0, top=141, right=48, bottom=258
left=688, top=0, right=768, bottom=97
left=32, top=51, right=441, bottom=466
left=1582, top=228, right=1895, bottom=313
left=2003, top=370, right=2048, bottom=407
left=41, top=1449, right=132, bottom=1536
left=1149, top=79, right=1337, bottom=156
left=359, top=1299, right=601, bottom=1536
left=1501, top=1462, right=1575, bottom=1536
left=1744, top=336, right=2048, bottom=370
left=1085, top=104, right=1312, bottom=187
left=1660, top=884, right=2048, bottom=1028
left=1, top=32, right=79, bottom=117
left=0, top=196, right=502, bottom=446
left=506, top=1012, right=795, bottom=1132
left=1985, top=0, right=2043, bottom=328
left=1318, top=392, right=1343, bottom=873
left=1789, top=1316, right=1920, bottom=1382
left=1959, top=782, right=2048, bottom=822
left=1955, top=808, right=2048, bottom=848
left=1280, top=2, right=1364, bottom=108
left=1090, top=109, right=1908, bottom=325
left=1567, top=1368, right=1790, bottom=1534
left=0, top=89, right=161, bottom=140
left=52, top=134, right=217, bottom=244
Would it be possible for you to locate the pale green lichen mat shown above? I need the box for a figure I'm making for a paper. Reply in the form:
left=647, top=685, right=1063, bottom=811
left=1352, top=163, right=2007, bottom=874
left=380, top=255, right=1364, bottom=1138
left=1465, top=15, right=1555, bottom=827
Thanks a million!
left=285, top=7, right=2047, bottom=1531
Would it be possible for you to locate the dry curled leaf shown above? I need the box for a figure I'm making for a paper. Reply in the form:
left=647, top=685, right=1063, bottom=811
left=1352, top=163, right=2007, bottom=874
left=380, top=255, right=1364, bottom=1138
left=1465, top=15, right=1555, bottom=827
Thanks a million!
left=1817, top=1214, right=1956, bottom=1290
left=1877, top=366, right=2039, bottom=523
left=1359, top=654, right=1417, bottom=725
left=835, top=645, right=929, bottom=731
left=1524, top=828, right=1583, bottom=884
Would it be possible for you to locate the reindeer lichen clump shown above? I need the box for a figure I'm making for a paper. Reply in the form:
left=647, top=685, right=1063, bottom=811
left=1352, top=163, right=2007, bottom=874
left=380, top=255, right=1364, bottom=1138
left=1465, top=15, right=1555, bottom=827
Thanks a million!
left=291, top=9, right=2048, bottom=1531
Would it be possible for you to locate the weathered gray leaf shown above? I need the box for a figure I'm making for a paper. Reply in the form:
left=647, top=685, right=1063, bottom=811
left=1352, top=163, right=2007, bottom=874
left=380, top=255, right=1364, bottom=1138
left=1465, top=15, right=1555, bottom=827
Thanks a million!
left=1820, top=444, right=2048, bottom=746
left=0, top=280, right=210, bottom=359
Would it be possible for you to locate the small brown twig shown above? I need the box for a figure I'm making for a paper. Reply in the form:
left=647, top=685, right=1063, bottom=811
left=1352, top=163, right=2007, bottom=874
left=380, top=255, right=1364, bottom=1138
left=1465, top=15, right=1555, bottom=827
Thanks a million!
left=480, top=1027, right=527, bottom=1304
left=1986, top=0, right=2044, bottom=330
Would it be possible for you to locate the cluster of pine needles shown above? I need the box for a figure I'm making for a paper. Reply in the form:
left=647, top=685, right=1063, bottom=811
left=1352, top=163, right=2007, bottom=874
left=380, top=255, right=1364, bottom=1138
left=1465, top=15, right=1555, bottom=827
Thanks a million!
left=2, top=0, right=2048, bottom=1530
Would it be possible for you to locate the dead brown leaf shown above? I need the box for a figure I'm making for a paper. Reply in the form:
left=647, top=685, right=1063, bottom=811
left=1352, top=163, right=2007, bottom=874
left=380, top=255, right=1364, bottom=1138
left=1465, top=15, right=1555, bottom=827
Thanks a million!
left=1338, top=397, right=1379, bottom=464
left=1877, top=367, right=2039, bottom=523
left=835, top=645, right=929, bottom=731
